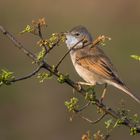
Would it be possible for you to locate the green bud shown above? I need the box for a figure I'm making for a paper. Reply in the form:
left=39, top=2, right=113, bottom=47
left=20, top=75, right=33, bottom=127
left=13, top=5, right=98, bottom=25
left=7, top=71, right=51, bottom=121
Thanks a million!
left=130, top=127, right=137, bottom=136
left=0, top=69, right=15, bottom=86
left=130, top=55, right=140, bottom=61
left=37, top=72, right=52, bottom=83
left=64, top=97, right=78, bottom=112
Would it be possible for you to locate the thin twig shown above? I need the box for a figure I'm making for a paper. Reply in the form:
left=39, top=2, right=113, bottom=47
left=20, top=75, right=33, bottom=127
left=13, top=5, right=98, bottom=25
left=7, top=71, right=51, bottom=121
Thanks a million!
left=91, top=35, right=111, bottom=48
left=55, top=38, right=85, bottom=70
left=37, top=23, right=43, bottom=39
left=0, top=25, right=36, bottom=62
left=46, top=37, right=62, bottom=54
left=54, top=35, right=102, bottom=70
left=11, top=65, right=42, bottom=83
left=79, top=113, right=107, bottom=124
left=37, top=23, right=48, bottom=53
left=74, top=102, right=91, bottom=113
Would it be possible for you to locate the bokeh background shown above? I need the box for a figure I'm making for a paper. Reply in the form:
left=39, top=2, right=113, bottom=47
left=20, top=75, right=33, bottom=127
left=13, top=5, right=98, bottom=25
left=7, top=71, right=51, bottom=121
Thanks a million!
left=0, top=0, right=140, bottom=139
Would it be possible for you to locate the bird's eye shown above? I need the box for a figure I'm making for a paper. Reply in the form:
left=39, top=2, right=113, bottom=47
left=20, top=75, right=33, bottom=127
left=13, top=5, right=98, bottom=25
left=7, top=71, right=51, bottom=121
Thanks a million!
left=75, top=33, right=80, bottom=36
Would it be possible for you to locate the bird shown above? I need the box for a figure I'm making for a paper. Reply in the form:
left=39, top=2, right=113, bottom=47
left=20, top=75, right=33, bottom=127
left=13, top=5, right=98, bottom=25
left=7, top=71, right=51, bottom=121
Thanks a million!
left=64, top=25, right=140, bottom=103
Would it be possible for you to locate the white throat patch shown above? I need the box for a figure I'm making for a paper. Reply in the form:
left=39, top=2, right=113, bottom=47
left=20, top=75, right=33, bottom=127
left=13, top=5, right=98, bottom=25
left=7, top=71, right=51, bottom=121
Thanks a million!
left=65, top=35, right=83, bottom=49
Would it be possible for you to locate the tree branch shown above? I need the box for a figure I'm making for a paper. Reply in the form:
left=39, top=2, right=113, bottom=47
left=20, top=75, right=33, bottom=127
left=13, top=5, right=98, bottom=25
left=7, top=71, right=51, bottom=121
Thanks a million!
left=79, top=113, right=107, bottom=124
left=55, top=38, right=85, bottom=70
left=0, top=25, right=140, bottom=134
left=74, top=101, right=91, bottom=113
left=37, top=23, right=43, bottom=40
left=0, top=25, right=36, bottom=62
left=11, top=65, right=42, bottom=83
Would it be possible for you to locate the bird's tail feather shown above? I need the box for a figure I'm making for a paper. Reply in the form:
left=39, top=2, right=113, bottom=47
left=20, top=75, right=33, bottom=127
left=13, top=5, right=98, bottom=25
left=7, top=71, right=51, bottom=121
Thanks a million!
left=111, top=82, right=140, bottom=103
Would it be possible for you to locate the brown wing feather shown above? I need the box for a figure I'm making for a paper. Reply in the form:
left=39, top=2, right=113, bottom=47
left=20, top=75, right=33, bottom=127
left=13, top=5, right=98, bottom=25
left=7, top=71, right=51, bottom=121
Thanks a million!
left=75, top=46, right=123, bottom=84
left=76, top=56, right=114, bottom=79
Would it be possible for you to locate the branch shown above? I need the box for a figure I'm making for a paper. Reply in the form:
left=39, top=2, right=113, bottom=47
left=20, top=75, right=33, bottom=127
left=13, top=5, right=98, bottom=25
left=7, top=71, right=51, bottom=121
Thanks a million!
left=0, top=25, right=140, bottom=134
left=11, top=65, right=42, bottom=83
left=74, top=101, right=91, bottom=113
left=54, top=36, right=95, bottom=70
left=55, top=38, right=85, bottom=70
left=46, top=36, right=62, bottom=54
left=92, top=35, right=111, bottom=47
left=79, top=113, right=107, bottom=124
left=0, top=26, right=36, bottom=62
left=54, top=34, right=111, bottom=69
left=37, top=23, right=43, bottom=40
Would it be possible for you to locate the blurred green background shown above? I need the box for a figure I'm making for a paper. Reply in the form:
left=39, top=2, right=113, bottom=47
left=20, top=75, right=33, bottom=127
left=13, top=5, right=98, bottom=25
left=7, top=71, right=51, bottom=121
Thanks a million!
left=0, top=0, right=140, bottom=139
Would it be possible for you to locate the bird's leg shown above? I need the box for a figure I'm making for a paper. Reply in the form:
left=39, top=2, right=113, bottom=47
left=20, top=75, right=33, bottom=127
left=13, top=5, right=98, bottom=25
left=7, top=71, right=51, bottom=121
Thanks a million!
left=77, top=82, right=94, bottom=86
left=76, top=81, right=95, bottom=90
left=100, top=83, right=108, bottom=103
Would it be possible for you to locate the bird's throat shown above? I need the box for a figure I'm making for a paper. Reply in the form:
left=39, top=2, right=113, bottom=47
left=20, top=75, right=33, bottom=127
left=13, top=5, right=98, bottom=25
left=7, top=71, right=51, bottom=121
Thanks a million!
left=65, top=35, right=83, bottom=49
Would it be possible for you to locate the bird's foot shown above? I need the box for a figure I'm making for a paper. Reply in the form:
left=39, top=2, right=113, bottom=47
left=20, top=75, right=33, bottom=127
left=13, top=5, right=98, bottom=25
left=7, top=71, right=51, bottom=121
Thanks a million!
left=76, top=81, right=95, bottom=91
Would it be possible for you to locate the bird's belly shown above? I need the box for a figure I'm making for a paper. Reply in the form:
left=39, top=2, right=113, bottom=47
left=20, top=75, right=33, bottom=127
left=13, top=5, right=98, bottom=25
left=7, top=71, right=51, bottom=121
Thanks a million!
left=74, top=63, right=105, bottom=85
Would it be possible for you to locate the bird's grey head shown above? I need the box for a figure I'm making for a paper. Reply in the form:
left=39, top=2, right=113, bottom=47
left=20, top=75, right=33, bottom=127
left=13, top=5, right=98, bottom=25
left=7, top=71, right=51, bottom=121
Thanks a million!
left=65, top=25, right=93, bottom=49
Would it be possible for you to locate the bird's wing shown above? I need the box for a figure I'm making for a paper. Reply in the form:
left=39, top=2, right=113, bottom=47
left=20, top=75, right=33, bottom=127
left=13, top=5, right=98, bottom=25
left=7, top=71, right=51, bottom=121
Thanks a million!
left=76, top=55, right=114, bottom=79
left=75, top=47, right=123, bottom=84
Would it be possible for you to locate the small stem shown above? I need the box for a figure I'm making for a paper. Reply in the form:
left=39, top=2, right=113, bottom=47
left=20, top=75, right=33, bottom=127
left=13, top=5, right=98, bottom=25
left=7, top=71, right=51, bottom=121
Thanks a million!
left=55, top=38, right=85, bottom=70
left=0, top=25, right=36, bottom=62
left=37, top=23, right=48, bottom=54
left=79, top=113, right=107, bottom=124
left=74, top=102, right=91, bottom=113
left=38, top=23, right=43, bottom=40
left=46, top=38, right=61, bottom=54
left=11, top=65, right=42, bottom=83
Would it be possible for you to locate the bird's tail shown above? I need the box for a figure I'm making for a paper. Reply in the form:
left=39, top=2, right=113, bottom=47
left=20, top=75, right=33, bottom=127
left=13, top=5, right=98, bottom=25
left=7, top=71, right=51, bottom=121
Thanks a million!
left=111, top=82, right=140, bottom=104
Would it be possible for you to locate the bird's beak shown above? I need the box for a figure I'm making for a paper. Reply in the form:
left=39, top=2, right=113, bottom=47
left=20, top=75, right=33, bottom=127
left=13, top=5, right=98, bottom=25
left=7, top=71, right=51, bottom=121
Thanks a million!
left=61, top=31, right=70, bottom=41
left=62, top=31, right=69, bottom=35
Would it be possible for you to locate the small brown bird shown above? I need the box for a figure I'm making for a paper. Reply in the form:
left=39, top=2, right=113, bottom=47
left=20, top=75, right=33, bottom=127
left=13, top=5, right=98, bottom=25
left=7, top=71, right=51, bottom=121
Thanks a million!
left=65, top=25, right=140, bottom=103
